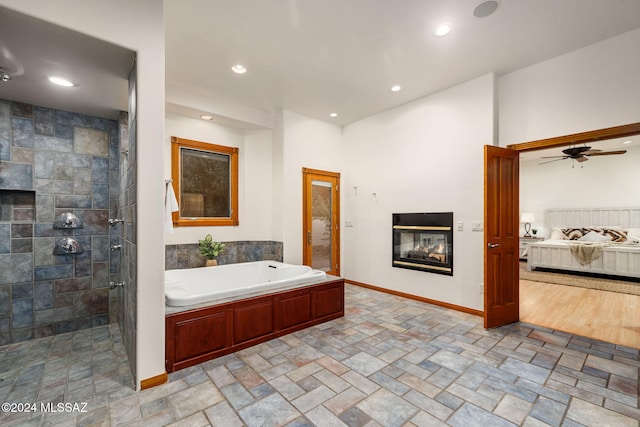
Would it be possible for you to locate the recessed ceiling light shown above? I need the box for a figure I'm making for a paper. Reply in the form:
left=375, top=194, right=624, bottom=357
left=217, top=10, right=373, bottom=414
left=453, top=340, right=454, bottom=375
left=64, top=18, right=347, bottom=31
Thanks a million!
left=200, top=114, right=213, bottom=120
left=433, top=23, right=451, bottom=37
left=48, top=76, right=76, bottom=87
left=0, top=67, right=11, bottom=82
left=391, top=85, right=402, bottom=92
left=622, top=140, right=633, bottom=144
left=231, top=64, right=247, bottom=74
left=329, top=113, right=338, bottom=118
left=473, top=0, right=500, bottom=18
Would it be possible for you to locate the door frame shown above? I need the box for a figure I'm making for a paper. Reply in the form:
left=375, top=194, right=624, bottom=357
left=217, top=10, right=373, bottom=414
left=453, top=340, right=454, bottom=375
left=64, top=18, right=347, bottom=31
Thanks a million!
left=484, top=122, right=640, bottom=328
left=302, top=167, right=341, bottom=276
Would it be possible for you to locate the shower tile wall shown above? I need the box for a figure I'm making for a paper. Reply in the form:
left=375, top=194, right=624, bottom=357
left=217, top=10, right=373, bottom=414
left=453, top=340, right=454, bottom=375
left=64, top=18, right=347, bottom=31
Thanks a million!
left=0, top=99, right=119, bottom=345
left=119, top=65, right=137, bottom=382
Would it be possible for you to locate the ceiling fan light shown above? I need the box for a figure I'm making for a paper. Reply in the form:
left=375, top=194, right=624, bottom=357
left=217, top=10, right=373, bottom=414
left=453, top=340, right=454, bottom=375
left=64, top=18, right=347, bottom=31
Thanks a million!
left=0, top=68, right=11, bottom=82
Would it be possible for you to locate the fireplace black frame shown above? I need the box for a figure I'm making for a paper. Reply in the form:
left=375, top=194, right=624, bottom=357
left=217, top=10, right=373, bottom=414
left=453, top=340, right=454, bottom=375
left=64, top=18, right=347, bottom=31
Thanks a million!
left=392, top=212, right=453, bottom=276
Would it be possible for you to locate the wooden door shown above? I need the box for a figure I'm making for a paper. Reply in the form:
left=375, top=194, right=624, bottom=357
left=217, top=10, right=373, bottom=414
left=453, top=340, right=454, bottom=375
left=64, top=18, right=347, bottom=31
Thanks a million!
left=484, top=145, right=520, bottom=328
left=302, top=168, right=340, bottom=276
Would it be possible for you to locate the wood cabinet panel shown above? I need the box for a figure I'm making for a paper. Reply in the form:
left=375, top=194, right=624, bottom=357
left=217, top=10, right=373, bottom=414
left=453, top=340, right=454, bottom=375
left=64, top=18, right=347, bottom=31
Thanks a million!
left=277, top=291, right=312, bottom=331
left=165, top=279, right=344, bottom=372
left=233, top=299, right=274, bottom=344
left=175, top=311, right=228, bottom=362
left=166, top=306, right=232, bottom=371
left=315, top=284, right=344, bottom=319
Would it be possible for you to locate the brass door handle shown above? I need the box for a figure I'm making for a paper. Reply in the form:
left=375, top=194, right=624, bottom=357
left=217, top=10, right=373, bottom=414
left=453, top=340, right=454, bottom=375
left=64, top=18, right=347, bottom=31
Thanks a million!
left=307, top=231, right=312, bottom=245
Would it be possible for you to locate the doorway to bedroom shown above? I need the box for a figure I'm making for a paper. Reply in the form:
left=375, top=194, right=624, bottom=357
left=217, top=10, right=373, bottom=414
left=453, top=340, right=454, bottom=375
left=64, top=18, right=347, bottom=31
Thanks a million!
left=509, top=122, right=640, bottom=349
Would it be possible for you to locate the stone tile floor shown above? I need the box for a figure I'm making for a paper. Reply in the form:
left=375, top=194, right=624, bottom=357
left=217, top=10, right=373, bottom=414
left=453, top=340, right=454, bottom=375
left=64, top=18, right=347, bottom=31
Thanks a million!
left=0, top=284, right=638, bottom=426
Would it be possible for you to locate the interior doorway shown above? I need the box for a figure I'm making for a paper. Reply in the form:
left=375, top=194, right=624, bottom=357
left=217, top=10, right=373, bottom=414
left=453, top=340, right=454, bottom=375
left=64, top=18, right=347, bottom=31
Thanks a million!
left=484, top=122, right=640, bottom=330
left=302, top=168, right=340, bottom=276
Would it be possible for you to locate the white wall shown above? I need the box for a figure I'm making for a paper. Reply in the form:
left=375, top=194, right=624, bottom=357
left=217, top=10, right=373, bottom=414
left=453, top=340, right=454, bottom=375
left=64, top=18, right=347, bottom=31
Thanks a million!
left=0, top=0, right=167, bottom=389
left=164, top=114, right=273, bottom=244
left=271, top=114, right=285, bottom=244
left=279, top=110, right=344, bottom=264
left=342, top=74, right=496, bottom=311
left=499, top=28, right=640, bottom=239
left=499, top=28, right=640, bottom=146
left=520, top=145, right=640, bottom=237
left=164, top=108, right=345, bottom=269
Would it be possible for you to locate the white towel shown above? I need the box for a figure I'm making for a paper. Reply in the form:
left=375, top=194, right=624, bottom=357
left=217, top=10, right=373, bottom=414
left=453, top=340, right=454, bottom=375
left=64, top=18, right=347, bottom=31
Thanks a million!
left=165, top=181, right=179, bottom=233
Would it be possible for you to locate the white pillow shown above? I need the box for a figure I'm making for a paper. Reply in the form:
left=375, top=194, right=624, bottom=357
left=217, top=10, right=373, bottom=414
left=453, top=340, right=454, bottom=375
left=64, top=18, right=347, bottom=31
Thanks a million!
left=625, top=228, right=640, bottom=236
left=549, top=227, right=565, bottom=240
left=578, top=231, right=612, bottom=243
left=626, top=228, right=640, bottom=243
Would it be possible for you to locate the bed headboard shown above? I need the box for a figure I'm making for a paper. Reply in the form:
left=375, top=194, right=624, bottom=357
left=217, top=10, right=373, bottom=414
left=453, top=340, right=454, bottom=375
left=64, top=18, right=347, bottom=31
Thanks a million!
left=545, top=208, right=640, bottom=229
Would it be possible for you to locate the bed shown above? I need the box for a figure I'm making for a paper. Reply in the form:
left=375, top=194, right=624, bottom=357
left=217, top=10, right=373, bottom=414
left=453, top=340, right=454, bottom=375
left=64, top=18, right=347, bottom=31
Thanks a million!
left=526, top=208, right=640, bottom=279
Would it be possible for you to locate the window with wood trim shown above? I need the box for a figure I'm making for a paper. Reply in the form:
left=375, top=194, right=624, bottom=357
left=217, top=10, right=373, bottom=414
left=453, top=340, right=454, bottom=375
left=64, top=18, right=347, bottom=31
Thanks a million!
left=171, top=136, right=239, bottom=227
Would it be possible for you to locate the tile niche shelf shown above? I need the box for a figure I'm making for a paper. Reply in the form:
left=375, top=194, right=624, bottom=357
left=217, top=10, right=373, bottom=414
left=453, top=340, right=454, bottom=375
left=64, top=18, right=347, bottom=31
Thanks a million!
left=0, top=189, right=36, bottom=222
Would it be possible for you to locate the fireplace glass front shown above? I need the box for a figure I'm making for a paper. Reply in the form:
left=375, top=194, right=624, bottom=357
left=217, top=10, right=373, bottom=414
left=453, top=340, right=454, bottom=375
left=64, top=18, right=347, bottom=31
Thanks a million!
left=393, top=212, right=453, bottom=275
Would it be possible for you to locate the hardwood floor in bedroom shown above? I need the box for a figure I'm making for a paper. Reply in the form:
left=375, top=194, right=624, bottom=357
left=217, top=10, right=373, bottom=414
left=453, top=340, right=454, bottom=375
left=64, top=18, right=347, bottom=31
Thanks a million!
left=520, top=279, right=640, bottom=350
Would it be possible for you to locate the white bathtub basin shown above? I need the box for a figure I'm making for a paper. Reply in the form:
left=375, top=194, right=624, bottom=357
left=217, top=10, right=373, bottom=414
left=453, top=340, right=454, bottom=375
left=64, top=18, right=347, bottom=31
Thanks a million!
left=165, top=261, right=327, bottom=307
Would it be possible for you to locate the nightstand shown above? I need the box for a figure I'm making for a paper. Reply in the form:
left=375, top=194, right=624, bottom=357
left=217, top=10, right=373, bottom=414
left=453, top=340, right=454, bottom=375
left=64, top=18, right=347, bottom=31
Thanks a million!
left=519, top=237, right=544, bottom=260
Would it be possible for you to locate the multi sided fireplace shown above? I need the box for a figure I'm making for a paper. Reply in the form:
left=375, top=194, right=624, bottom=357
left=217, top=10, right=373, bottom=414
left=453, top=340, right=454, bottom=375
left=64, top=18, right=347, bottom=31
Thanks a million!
left=392, top=212, right=453, bottom=276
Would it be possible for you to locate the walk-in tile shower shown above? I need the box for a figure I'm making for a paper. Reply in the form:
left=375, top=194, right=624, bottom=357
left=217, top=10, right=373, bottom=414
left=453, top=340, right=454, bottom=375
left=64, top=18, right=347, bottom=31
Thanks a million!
left=0, top=99, right=122, bottom=344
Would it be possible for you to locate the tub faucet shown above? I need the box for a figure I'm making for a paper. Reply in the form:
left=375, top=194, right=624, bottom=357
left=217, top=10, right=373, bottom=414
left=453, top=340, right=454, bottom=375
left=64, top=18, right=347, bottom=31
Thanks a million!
left=110, top=244, right=122, bottom=251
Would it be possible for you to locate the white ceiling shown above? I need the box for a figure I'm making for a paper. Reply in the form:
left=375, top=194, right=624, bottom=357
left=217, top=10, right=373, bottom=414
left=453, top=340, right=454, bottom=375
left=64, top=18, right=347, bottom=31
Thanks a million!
left=1, top=1, right=640, bottom=130
left=165, top=0, right=640, bottom=126
left=0, top=6, right=134, bottom=120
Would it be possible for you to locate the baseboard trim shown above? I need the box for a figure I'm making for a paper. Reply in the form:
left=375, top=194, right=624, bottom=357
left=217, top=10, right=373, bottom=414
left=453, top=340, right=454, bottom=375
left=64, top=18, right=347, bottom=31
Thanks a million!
left=140, top=372, right=168, bottom=390
left=345, top=279, right=484, bottom=317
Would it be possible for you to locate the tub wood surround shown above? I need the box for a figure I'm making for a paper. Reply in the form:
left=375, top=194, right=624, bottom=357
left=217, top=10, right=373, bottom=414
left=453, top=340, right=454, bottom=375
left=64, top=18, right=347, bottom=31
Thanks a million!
left=165, top=278, right=344, bottom=372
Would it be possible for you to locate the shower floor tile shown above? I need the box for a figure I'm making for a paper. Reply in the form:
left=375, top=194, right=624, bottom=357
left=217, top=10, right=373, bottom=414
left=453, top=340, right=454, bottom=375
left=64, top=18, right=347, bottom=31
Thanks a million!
left=0, top=284, right=638, bottom=426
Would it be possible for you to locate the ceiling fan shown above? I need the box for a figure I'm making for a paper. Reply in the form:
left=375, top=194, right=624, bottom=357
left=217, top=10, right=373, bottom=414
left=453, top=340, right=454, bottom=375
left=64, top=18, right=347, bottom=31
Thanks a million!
left=539, top=145, right=627, bottom=165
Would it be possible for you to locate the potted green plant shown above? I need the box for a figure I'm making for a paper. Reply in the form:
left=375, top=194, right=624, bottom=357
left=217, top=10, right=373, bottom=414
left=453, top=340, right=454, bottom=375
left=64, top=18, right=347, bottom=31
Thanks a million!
left=198, top=234, right=225, bottom=266
left=532, top=228, right=538, bottom=237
